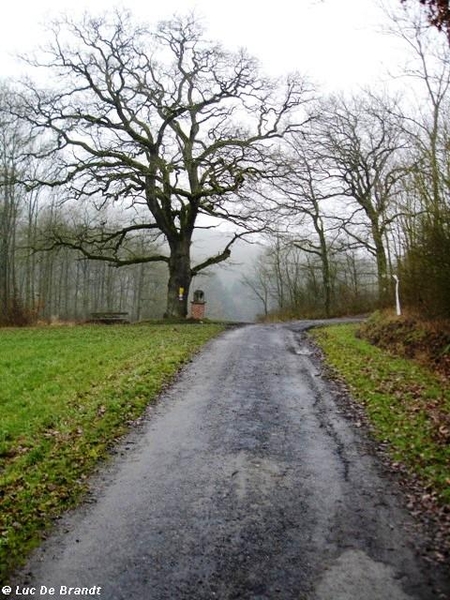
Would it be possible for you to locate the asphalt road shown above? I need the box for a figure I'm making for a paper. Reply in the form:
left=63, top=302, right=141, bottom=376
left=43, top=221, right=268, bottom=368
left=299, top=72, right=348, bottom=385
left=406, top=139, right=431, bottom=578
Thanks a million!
left=12, top=322, right=450, bottom=600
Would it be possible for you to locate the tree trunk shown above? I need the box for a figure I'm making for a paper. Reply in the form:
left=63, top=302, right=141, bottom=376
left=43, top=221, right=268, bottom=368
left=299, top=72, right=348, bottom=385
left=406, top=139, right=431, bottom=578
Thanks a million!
left=317, top=223, right=332, bottom=318
left=165, top=238, right=192, bottom=319
left=322, top=255, right=332, bottom=318
left=372, top=224, right=390, bottom=307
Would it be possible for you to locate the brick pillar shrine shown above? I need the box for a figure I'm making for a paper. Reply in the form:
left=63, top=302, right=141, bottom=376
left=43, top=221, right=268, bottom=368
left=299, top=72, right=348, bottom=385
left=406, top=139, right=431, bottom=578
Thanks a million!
left=190, top=289, right=206, bottom=320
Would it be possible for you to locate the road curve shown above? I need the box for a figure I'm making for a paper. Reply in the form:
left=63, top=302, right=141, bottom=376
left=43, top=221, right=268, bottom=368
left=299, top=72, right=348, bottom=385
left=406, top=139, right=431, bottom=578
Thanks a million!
left=12, top=322, right=450, bottom=600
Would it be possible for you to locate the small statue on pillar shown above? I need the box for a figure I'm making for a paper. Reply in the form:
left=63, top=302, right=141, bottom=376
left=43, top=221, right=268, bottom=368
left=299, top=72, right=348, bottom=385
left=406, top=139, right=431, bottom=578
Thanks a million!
left=191, top=290, right=206, bottom=320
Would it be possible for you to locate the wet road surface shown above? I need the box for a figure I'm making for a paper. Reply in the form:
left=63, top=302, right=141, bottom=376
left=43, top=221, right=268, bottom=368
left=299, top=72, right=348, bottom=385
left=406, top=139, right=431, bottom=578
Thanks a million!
left=12, top=322, right=450, bottom=599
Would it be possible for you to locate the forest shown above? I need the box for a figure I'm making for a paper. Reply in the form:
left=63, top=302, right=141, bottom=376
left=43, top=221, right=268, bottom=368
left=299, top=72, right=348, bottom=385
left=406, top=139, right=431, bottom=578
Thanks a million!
left=1, top=3, right=449, bottom=325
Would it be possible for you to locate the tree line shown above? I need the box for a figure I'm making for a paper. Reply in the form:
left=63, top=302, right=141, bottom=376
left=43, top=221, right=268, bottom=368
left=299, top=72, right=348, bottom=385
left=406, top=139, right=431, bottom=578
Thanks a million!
left=244, top=6, right=450, bottom=320
left=0, top=4, right=449, bottom=324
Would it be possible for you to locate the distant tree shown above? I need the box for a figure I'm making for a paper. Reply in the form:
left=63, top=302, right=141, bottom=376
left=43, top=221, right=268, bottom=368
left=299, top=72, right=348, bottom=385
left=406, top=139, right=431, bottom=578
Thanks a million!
left=241, top=251, right=274, bottom=317
left=316, top=93, right=406, bottom=306
left=0, top=86, right=35, bottom=325
left=271, top=134, right=344, bottom=317
left=12, top=11, right=311, bottom=318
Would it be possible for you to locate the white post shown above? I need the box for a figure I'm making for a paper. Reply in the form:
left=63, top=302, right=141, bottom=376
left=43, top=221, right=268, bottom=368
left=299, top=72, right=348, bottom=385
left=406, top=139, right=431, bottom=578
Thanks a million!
left=392, top=274, right=401, bottom=316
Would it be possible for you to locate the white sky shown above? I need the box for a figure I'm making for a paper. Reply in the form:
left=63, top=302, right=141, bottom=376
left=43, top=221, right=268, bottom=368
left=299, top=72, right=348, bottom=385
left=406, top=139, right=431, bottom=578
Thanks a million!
left=0, top=0, right=410, bottom=91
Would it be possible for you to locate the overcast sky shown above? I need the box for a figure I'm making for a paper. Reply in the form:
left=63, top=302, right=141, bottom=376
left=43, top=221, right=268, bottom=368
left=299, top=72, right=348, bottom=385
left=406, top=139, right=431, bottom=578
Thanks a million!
left=0, top=0, right=411, bottom=91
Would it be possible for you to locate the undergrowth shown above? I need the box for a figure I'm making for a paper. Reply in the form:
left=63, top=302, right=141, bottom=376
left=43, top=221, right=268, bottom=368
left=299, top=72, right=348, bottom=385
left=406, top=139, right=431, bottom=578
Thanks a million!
left=359, top=311, right=450, bottom=378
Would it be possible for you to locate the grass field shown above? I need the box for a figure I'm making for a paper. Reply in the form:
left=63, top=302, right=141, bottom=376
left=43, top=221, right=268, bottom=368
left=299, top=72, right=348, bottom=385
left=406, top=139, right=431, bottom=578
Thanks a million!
left=0, top=322, right=224, bottom=581
left=311, top=324, right=450, bottom=506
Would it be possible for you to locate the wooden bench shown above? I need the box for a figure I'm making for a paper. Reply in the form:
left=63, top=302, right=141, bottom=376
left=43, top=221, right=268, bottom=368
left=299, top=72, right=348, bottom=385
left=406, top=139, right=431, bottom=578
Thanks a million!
left=89, top=312, right=130, bottom=324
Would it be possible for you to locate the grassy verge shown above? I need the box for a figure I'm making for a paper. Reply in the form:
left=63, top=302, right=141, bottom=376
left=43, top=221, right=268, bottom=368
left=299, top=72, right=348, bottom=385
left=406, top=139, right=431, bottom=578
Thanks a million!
left=0, top=322, right=224, bottom=581
left=311, top=323, right=450, bottom=506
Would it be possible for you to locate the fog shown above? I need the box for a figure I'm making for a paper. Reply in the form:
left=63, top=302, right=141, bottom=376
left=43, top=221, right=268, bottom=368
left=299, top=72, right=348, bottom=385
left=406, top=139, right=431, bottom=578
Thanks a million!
left=191, top=231, right=264, bottom=322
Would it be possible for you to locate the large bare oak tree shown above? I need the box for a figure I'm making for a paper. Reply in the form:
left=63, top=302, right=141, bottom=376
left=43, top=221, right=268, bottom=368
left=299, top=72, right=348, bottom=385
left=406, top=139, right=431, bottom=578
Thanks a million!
left=13, top=11, right=311, bottom=318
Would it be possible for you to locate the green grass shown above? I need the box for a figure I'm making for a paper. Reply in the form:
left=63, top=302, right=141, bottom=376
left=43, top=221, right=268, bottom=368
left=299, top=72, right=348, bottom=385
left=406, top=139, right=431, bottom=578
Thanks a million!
left=311, top=323, right=450, bottom=505
left=0, top=322, right=224, bottom=582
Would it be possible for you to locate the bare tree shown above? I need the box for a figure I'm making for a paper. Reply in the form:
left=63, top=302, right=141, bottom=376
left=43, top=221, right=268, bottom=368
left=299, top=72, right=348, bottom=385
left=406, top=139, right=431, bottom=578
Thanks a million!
left=0, top=85, right=35, bottom=324
left=316, top=93, right=406, bottom=306
left=241, top=251, right=275, bottom=317
left=12, top=11, right=312, bottom=318
left=396, top=12, right=450, bottom=215
left=270, top=133, right=345, bottom=317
